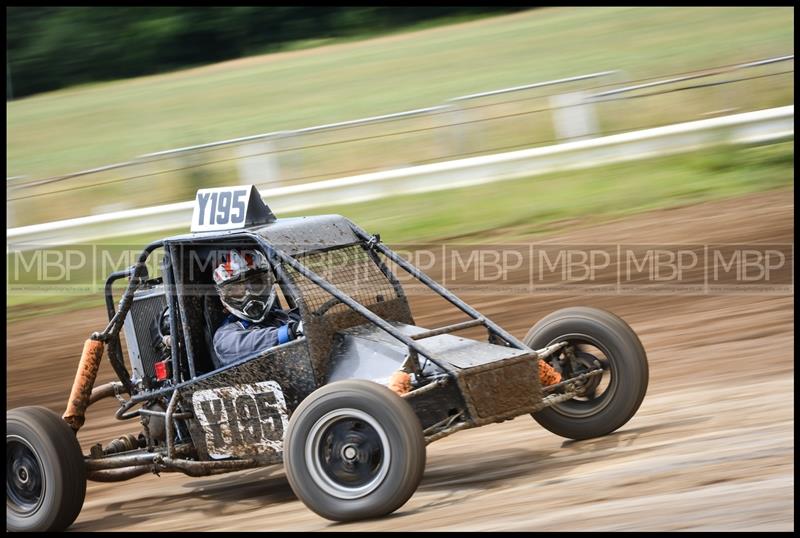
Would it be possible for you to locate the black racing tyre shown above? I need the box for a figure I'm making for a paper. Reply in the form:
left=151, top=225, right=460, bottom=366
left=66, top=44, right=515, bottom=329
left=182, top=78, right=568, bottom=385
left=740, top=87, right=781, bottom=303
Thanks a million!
left=7, top=406, right=87, bottom=532
left=524, top=307, right=649, bottom=441
left=284, top=379, right=426, bottom=522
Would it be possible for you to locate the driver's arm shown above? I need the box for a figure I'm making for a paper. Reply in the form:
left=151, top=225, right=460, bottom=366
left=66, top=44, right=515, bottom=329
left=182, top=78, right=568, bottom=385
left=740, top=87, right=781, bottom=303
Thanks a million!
left=213, top=320, right=298, bottom=366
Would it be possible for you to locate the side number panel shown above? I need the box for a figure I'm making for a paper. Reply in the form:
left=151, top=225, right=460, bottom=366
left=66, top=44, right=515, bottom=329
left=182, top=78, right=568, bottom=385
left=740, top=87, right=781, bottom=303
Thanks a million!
left=192, top=380, right=289, bottom=459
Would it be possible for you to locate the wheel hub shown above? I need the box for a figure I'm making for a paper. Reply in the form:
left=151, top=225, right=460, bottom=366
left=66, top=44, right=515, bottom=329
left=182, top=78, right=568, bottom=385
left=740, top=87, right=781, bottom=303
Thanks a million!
left=545, top=335, right=617, bottom=419
left=571, top=350, right=604, bottom=396
left=341, top=443, right=358, bottom=462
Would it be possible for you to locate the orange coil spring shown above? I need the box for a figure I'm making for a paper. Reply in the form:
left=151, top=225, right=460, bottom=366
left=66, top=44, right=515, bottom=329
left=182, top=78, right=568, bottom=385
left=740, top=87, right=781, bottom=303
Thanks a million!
left=388, top=371, right=412, bottom=396
left=539, top=360, right=562, bottom=386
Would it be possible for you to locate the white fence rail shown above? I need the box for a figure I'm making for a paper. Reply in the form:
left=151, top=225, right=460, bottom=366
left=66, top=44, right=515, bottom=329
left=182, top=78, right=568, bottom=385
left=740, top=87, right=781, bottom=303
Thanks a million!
left=6, top=105, right=793, bottom=251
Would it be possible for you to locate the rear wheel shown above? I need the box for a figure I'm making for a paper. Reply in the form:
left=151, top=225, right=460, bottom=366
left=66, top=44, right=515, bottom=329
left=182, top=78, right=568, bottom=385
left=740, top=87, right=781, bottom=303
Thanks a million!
left=7, top=406, right=87, bottom=532
left=284, top=380, right=426, bottom=521
left=525, top=307, right=648, bottom=440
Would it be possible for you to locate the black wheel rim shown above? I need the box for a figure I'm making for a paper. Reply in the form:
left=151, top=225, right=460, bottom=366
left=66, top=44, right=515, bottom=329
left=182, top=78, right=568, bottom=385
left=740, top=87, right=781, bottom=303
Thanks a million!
left=306, top=408, right=391, bottom=499
left=7, top=436, right=45, bottom=515
left=319, top=418, right=383, bottom=488
left=544, top=334, right=616, bottom=418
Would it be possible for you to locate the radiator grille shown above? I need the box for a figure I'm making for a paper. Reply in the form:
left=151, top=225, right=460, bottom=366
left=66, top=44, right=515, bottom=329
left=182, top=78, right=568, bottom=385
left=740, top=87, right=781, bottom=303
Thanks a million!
left=122, top=286, right=167, bottom=380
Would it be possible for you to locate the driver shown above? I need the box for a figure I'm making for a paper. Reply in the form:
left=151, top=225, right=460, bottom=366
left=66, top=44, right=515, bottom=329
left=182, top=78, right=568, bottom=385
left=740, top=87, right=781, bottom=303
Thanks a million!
left=212, top=249, right=302, bottom=366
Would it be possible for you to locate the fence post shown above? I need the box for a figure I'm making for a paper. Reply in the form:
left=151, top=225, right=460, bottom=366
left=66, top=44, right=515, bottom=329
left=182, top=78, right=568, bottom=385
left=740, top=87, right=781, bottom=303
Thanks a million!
left=236, top=136, right=281, bottom=188
left=550, top=91, right=599, bottom=141
left=446, top=102, right=470, bottom=158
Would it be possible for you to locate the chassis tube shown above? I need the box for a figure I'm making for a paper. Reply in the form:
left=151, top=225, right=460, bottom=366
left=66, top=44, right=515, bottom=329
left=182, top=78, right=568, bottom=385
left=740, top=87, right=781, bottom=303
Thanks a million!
left=103, top=269, right=136, bottom=393
left=105, top=336, right=133, bottom=395
left=159, top=457, right=261, bottom=477
left=87, top=460, right=263, bottom=481
left=160, top=247, right=184, bottom=384
left=86, top=452, right=165, bottom=470
left=104, top=268, right=133, bottom=321
left=88, top=465, right=152, bottom=482
left=85, top=444, right=193, bottom=471
left=85, top=452, right=259, bottom=477
left=409, top=318, right=485, bottom=340
left=165, top=389, right=180, bottom=458
left=89, top=382, right=123, bottom=405
left=100, top=240, right=163, bottom=339
left=168, top=243, right=197, bottom=380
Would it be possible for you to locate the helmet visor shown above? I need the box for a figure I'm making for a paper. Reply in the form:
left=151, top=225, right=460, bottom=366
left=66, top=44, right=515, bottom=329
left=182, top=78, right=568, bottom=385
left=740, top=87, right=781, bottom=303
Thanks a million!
left=222, top=272, right=274, bottom=301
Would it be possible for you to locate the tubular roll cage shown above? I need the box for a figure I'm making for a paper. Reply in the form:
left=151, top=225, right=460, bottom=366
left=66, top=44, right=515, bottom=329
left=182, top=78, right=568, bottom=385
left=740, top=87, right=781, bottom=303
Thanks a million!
left=99, top=221, right=539, bottom=417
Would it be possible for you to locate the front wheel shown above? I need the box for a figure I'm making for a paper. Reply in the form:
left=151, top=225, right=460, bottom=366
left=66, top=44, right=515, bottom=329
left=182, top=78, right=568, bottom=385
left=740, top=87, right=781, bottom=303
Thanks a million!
left=525, top=307, right=649, bottom=440
left=284, top=380, right=426, bottom=521
left=7, top=406, right=87, bottom=532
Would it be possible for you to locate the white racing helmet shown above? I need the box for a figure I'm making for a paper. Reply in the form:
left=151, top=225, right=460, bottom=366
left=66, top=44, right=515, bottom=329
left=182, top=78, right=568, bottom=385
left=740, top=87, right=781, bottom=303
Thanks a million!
left=213, top=249, right=277, bottom=323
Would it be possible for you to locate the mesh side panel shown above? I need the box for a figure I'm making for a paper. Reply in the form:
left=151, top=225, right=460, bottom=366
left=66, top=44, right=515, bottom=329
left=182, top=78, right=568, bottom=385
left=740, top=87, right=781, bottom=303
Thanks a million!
left=285, top=245, right=399, bottom=316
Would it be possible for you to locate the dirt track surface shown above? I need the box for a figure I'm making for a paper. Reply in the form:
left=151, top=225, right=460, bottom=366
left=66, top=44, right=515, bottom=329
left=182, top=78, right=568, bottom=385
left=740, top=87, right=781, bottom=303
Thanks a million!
left=7, top=189, right=794, bottom=531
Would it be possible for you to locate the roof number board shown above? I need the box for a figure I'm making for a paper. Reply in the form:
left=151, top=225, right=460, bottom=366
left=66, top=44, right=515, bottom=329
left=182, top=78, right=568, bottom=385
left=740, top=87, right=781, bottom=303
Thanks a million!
left=191, top=185, right=276, bottom=232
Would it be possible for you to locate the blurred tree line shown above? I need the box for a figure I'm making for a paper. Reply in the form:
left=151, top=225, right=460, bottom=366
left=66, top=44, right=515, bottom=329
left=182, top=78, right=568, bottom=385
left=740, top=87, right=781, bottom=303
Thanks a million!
left=7, top=7, right=525, bottom=98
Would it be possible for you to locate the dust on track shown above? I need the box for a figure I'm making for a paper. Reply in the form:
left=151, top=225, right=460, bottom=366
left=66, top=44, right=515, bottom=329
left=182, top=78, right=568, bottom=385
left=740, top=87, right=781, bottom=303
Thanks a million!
left=7, top=189, right=794, bottom=531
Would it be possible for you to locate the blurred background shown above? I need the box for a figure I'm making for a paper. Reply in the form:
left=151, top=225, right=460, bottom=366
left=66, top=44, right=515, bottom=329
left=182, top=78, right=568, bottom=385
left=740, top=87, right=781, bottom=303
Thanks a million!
left=6, top=7, right=793, bottom=226
left=5, top=7, right=795, bottom=531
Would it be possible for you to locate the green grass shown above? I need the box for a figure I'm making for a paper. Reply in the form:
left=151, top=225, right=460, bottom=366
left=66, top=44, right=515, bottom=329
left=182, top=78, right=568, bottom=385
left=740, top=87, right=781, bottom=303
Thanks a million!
left=7, top=8, right=793, bottom=180
left=7, top=141, right=793, bottom=321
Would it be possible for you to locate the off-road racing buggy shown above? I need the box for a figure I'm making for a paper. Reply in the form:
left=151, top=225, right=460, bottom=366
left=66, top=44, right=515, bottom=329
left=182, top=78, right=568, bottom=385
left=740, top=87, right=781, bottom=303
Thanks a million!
left=7, top=186, right=648, bottom=531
